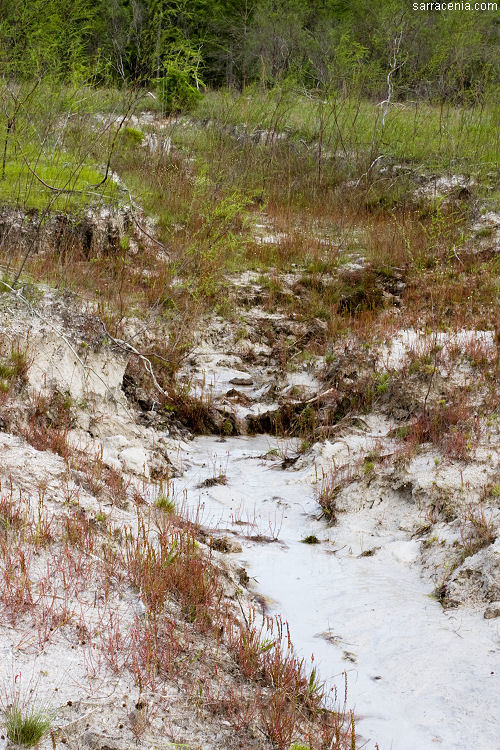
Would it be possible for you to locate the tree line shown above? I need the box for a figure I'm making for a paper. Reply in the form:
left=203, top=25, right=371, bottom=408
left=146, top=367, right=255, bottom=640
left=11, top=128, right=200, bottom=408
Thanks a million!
left=1, top=0, right=498, bottom=105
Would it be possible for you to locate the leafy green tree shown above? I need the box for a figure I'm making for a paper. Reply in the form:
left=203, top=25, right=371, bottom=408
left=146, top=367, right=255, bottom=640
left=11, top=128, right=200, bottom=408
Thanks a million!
left=0, top=0, right=97, bottom=81
left=0, top=0, right=497, bottom=99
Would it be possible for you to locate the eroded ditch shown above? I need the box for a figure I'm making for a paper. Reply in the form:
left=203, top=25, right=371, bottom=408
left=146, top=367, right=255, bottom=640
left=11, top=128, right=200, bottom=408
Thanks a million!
left=173, top=434, right=499, bottom=750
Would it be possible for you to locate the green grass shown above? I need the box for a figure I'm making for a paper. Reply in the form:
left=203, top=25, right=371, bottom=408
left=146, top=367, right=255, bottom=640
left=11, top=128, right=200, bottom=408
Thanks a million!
left=0, top=152, right=120, bottom=212
left=155, top=494, right=176, bottom=513
left=0, top=80, right=141, bottom=213
left=5, top=704, right=51, bottom=747
left=1, top=81, right=496, bottom=371
left=54, top=84, right=164, bottom=116
left=301, top=535, right=320, bottom=545
left=194, top=88, right=499, bottom=182
left=0, top=342, right=28, bottom=392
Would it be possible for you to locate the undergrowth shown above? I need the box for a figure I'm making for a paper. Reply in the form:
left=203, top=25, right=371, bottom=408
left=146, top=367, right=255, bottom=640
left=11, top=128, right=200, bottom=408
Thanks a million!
left=0, top=451, right=356, bottom=749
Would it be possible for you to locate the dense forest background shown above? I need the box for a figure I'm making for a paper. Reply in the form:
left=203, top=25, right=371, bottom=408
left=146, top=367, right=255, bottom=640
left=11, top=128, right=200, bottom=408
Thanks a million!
left=1, top=0, right=498, bottom=106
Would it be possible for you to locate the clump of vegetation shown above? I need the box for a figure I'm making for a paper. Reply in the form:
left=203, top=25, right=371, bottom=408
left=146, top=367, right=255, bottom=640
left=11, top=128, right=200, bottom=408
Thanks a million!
left=0, top=341, right=29, bottom=394
left=123, top=126, right=144, bottom=145
left=316, top=474, right=342, bottom=523
left=5, top=703, right=51, bottom=747
left=155, top=494, right=176, bottom=513
left=301, top=535, right=320, bottom=545
left=405, top=396, right=481, bottom=461
left=197, top=473, right=228, bottom=488
left=0, top=494, right=24, bottom=535
left=363, top=460, right=375, bottom=475
left=158, top=61, right=203, bottom=114
left=460, top=505, right=496, bottom=558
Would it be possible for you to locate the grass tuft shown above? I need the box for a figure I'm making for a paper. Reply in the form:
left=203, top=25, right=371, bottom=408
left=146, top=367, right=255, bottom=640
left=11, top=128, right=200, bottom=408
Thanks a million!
left=5, top=704, right=51, bottom=747
left=155, top=494, right=176, bottom=513
left=301, top=535, right=320, bottom=545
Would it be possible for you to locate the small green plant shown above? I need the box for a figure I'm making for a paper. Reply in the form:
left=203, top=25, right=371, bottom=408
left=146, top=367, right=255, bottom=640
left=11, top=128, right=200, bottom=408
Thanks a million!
left=363, top=460, right=375, bottom=475
left=373, top=371, right=390, bottom=394
left=304, top=665, right=323, bottom=702
left=155, top=494, right=176, bottom=513
left=266, top=448, right=280, bottom=457
left=221, top=419, right=233, bottom=436
left=422, top=534, right=439, bottom=549
left=394, top=424, right=411, bottom=440
left=301, top=535, right=320, bottom=545
left=474, top=227, right=493, bottom=239
left=124, top=126, right=144, bottom=144
left=5, top=704, right=51, bottom=747
left=120, top=234, right=131, bottom=251
left=0, top=344, right=28, bottom=383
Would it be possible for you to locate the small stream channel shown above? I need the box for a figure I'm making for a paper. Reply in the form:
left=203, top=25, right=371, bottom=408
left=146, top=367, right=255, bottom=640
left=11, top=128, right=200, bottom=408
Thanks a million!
left=172, top=435, right=498, bottom=750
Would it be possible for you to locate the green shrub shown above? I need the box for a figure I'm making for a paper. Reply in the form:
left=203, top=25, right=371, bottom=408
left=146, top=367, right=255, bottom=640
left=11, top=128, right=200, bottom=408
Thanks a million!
left=124, top=126, right=144, bottom=145
left=157, top=66, right=202, bottom=114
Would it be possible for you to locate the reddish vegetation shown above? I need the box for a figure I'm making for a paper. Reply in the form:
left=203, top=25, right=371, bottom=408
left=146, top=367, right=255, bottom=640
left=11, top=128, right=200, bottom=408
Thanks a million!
left=0, top=450, right=355, bottom=748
